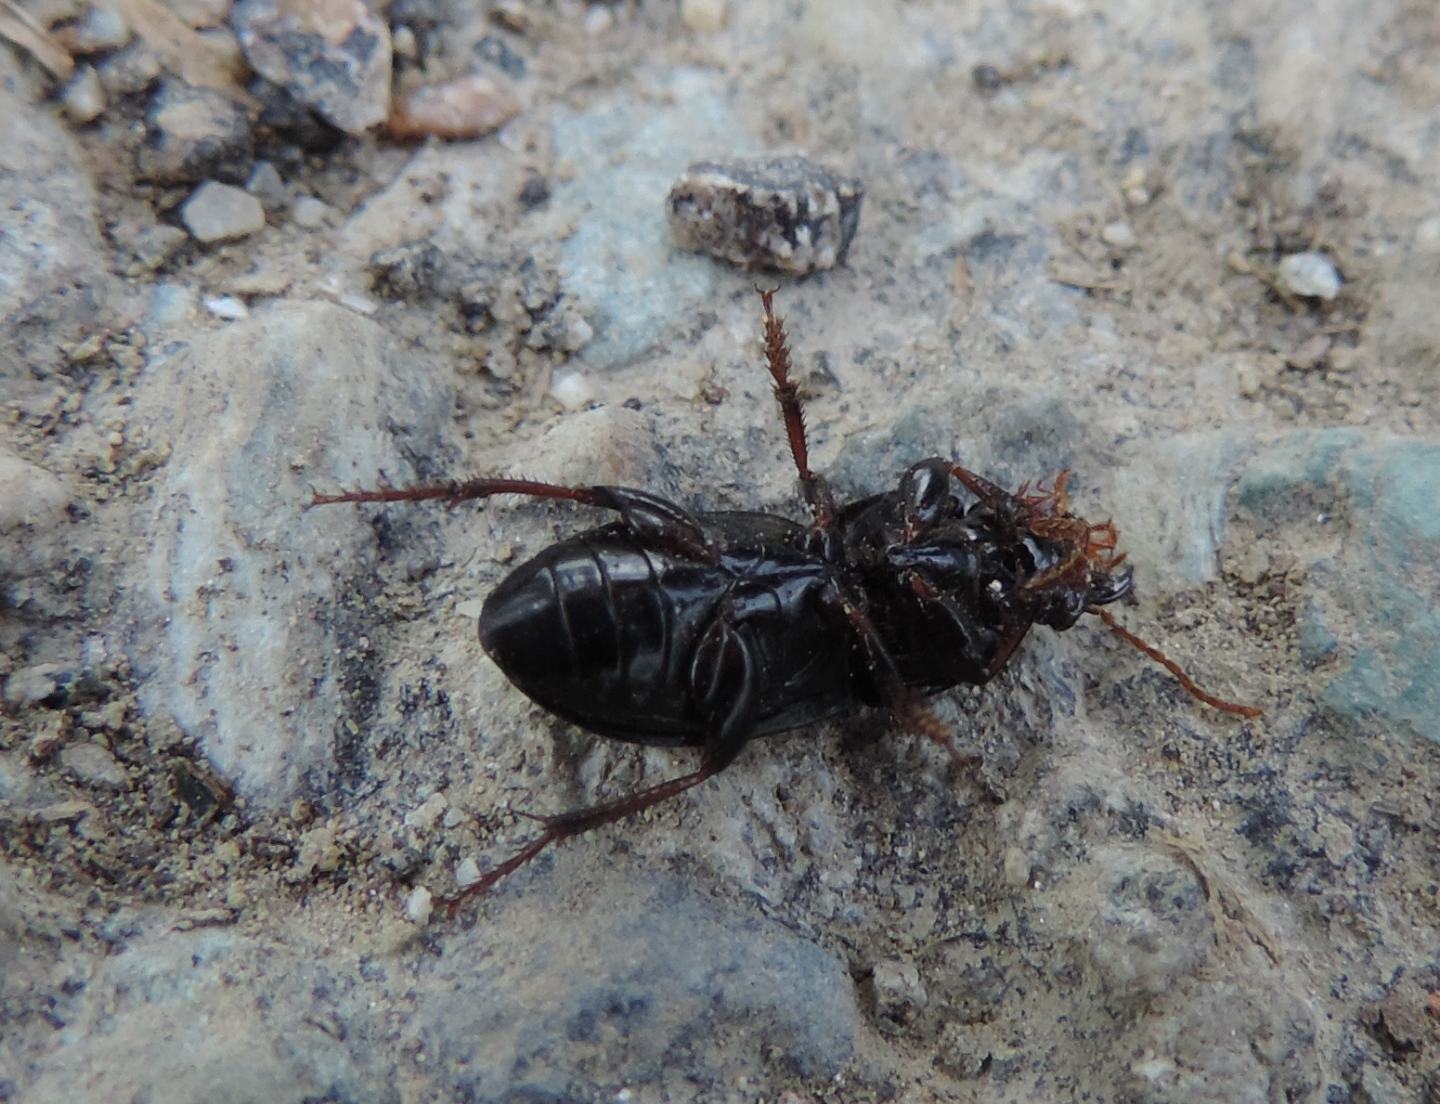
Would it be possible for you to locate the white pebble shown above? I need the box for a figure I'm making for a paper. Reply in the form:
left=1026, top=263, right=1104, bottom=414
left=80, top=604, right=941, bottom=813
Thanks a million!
left=404, top=886, right=434, bottom=925
left=74, top=4, right=131, bottom=51
left=181, top=181, right=266, bottom=243
left=63, top=66, right=106, bottom=123
left=1100, top=220, right=1136, bottom=250
left=549, top=370, right=596, bottom=411
left=455, top=856, right=482, bottom=888
left=149, top=283, right=197, bottom=325
left=681, top=0, right=727, bottom=31
left=290, top=196, right=332, bottom=229
left=1277, top=251, right=1341, bottom=300
left=203, top=295, right=249, bottom=320
left=583, top=4, right=613, bottom=33
left=392, top=24, right=417, bottom=59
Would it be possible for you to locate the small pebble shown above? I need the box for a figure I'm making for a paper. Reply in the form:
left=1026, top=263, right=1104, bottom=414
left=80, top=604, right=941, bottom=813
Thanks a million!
left=124, top=223, right=188, bottom=272
left=583, top=4, right=614, bottom=34
left=181, top=181, right=266, bottom=243
left=1276, top=251, right=1341, bottom=300
left=549, top=370, right=596, bottom=411
left=203, top=296, right=249, bottom=320
left=3, top=663, right=64, bottom=705
left=392, top=24, right=417, bottom=59
left=96, top=42, right=161, bottom=96
left=290, top=196, right=332, bottom=229
left=1100, top=220, right=1136, bottom=250
left=557, top=314, right=594, bottom=353
left=1286, top=334, right=1330, bottom=371
left=680, top=0, right=727, bottom=31
left=871, top=959, right=928, bottom=1029
left=32, top=800, right=96, bottom=825
left=455, top=856, right=482, bottom=888
left=668, top=155, right=864, bottom=273
left=59, top=742, right=130, bottom=790
left=141, top=81, right=255, bottom=184
left=245, top=160, right=286, bottom=208
left=491, top=0, right=529, bottom=32
left=404, top=791, right=448, bottom=831
left=233, top=0, right=392, bottom=135
left=62, top=66, right=106, bottom=124
left=65, top=3, right=131, bottom=52
left=388, top=74, right=522, bottom=141
left=405, top=886, right=434, bottom=925
left=149, top=283, right=197, bottom=326
left=1002, top=845, right=1031, bottom=888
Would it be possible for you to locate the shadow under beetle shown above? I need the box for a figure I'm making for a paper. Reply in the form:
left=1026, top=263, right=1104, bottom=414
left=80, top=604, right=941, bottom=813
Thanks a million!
left=313, top=290, right=1260, bottom=913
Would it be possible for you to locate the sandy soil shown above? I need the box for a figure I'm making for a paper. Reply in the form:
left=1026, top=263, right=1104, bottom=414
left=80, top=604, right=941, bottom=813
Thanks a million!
left=2, top=2, right=1438, bottom=1101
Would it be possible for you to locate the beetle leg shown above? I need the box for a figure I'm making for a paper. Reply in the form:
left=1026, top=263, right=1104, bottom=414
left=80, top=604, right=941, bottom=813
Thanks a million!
left=894, top=693, right=981, bottom=770
left=823, top=580, right=986, bottom=772
left=312, top=479, right=719, bottom=563
left=439, top=763, right=726, bottom=915
left=819, top=581, right=905, bottom=701
left=758, top=289, right=839, bottom=531
left=1088, top=607, right=1263, bottom=719
left=949, top=464, right=1022, bottom=512
left=439, top=608, right=760, bottom=915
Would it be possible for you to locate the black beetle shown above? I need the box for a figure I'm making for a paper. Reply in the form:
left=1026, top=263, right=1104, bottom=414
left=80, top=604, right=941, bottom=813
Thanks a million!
left=313, top=290, right=1258, bottom=909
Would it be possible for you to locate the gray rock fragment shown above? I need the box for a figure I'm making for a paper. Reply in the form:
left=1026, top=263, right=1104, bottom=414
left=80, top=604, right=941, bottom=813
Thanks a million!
left=1276, top=251, right=1341, bottom=300
left=233, top=0, right=393, bottom=136
left=139, top=81, right=254, bottom=184
left=59, top=742, right=129, bottom=790
left=62, top=66, right=106, bottom=124
left=667, top=155, right=864, bottom=273
left=871, top=958, right=928, bottom=1030
left=181, top=181, right=265, bottom=243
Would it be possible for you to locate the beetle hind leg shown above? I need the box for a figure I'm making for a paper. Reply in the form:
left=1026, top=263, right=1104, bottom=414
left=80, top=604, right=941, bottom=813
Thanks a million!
left=437, top=763, right=724, bottom=917
left=437, top=616, right=760, bottom=916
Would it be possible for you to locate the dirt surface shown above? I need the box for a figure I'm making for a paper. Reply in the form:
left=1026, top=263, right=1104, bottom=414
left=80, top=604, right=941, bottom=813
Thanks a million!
left=2, top=2, right=1438, bottom=1101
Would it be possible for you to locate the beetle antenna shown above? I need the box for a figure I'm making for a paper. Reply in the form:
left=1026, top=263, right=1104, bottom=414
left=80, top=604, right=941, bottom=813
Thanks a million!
left=1088, top=607, right=1262, bottom=718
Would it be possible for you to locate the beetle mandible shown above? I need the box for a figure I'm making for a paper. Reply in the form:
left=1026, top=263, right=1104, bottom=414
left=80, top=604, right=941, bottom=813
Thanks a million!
left=312, top=290, right=1259, bottom=911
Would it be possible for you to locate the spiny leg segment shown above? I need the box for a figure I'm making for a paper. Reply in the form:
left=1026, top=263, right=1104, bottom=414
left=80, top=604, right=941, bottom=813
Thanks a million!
left=439, top=763, right=722, bottom=917
left=759, top=289, right=838, bottom=529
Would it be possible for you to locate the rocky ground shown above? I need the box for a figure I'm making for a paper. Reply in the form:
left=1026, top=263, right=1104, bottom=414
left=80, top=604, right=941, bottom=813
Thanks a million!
left=2, top=1, right=1438, bottom=1101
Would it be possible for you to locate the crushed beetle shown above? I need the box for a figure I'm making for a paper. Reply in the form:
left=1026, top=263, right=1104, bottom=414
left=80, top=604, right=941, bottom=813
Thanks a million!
left=312, top=290, right=1260, bottom=913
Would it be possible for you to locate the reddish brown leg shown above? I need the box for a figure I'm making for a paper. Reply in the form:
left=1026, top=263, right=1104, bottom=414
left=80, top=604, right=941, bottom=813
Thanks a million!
left=821, top=581, right=987, bottom=771
left=312, top=477, right=610, bottom=510
left=949, top=464, right=1021, bottom=512
left=895, top=692, right=981, bottom=770
left=1089, top=607, right=1263, bottom=719
left=758, top=289, right=838, bottom=529
left=311, top=478, right=719, bottom=563
left=438, top=763, right=721, bottom=916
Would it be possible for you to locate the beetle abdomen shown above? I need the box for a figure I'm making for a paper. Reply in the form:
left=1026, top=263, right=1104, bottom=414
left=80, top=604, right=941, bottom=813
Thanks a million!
left=479, top=527, right=722, bottom=744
